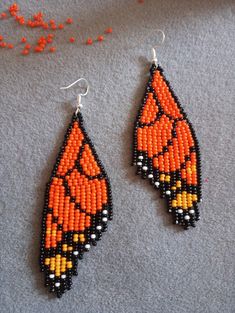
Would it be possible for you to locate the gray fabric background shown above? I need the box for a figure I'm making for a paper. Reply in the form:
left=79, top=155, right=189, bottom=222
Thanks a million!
left=0, top=1, right=234, bottom=312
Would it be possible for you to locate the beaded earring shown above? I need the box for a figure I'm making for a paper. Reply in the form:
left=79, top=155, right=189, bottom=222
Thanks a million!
left=133, top=31, right=202, bottom=229
left=40, top=78, right=113, bottom=297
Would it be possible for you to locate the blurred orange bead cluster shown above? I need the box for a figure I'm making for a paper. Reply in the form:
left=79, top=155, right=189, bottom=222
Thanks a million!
left=0, top=3, right=114, bottom=56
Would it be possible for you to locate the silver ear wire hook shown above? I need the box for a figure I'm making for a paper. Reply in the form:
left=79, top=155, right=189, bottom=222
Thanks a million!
left=60, top=78, right=89, bottom=114
left=152, top=29, right=165, bottom=66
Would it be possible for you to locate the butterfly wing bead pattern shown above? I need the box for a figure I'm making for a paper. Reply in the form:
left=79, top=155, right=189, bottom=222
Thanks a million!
left=40, top=113, right=113, bottom=297
left=133, top=64, right=201, bottom=229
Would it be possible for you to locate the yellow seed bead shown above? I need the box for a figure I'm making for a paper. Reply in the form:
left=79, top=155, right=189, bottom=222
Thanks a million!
left=171, top=200, right=177, bottom=207
left=192, top=194, right=198, bottom=201
left=176, top=181, right=181, bottom=188
left=44, top=258, right=50, bottom=265
left=73, top=234, right=79, bottom=242
left=186, top=168, right=192, bottom=174
left=160, top=174, right=165, bottom=181
left=171, top=186, right=176, bottom=190
left=68, top=246, right=73, bottom=251
left=191, top=165, right=196, bottom=172
left=67, top=261, right=73, bottom=269
left=62, top=244, right=68, bottom=252
left=176, top=194, right=182, bottom=207
left=79, top=234, right=85, bottom=242
left=165, top=175, right=170, bottom=182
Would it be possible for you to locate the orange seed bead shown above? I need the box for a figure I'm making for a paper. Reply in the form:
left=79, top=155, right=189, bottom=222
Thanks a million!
left=86, top=38, right=93, bottom=45
left=97, top=35, right=104, bottom=42
left=49, top=47, right=56, bottom=53
left=66, top=18, right=73, bottom=24
left=105, top=27, right=113, bottom=34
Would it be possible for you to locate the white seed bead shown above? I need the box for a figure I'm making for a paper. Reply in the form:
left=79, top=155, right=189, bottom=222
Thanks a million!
left=102, top=217, right=108, bottom=222
left=73, top=251, right=79, bottom=255
left=175, top=220, right=179, bottom=224
left=178, top=209, right=183, bottom=214
left=138, top=156, right=144, bottom=160
left=148, top=174, right=153, bottom=179
left=102, top=209, right=108, bottom=215
left=142, top=166, right=148, bottom=171
left=55, top=282, right=60, bottom=287
left=49, top=274, right=55, bottom=279
left=91, top=234, right=96, bottom=239
left=184, top=215, right=190, bottom=220
left=189, top=209, right=195, bottom=214
left=96, top=225, right=102, bottom=230
left=137, top=162, right=142, bottom=166
left=85, top=244, right=91, bottom=250
left=61, top=274, right=66, bottom=279
left=155, top=181, right=160, bottom=187
left=166, top=190, right=171, bottom=195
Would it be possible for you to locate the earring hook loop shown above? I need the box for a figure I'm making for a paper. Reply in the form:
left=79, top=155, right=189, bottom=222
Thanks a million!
left=60, top=78, right=89, bottom=114
left=152, top=29, right=165, bottom=66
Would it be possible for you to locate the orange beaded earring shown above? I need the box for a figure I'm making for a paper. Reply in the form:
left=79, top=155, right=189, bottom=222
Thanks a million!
left=40, top=78, right=112, bottom=297
left=133, top=31, right=202, bottom=229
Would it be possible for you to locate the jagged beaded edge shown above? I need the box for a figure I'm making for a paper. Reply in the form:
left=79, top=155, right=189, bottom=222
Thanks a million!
left=39, top=112, right=113, bottom=297
left=133, top=63, right=202, bottom=229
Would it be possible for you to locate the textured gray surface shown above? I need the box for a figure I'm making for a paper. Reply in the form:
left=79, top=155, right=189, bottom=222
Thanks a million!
left=0, top=0, right=235, bottom=312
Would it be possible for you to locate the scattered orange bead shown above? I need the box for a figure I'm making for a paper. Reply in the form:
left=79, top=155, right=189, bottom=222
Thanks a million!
left=1, top=12, right=7, bottom=19
left=97, top=35, right=104, bottom=42
left=34, top=46, right=43, bottom=53
left=25, top=44, right=31, bottom=50
left=49, top=47, right=56, bottom=53
left=105, top=27, right=113, bottom=34
left=21, top=49, right=29, bottom=55
left=0, top=36, right=3, bottom=41
left=86, top=38, right=93, bottom=45
left=33, top=12, right=43, bottom=21
left=51, top=24, right=57, bottom=30
left=66, top=18, right=73, bottom=24
left=69, top=37, right=75, bottom=43
left=9, top=3, right=19, bottom=17
left=38, top=36, right=47, bottom=44
left=14, top=14, right=25, bottom=25
left=21, top=37, right=27, bottom=43
left=27, top=20, right=33, bottom=27
left=42, top=23, right=49, bottom=29
left=0, top=42, right=7, bottom=48
left=49, top=19, right=55, bottom=25
left=58, top=24, right=64, bottom=29
left=7, top=43, right=14, bottom=49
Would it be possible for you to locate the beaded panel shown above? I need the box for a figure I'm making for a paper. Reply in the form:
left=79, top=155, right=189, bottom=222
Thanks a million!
left=40, top=113, right=112, bottom=297
left=133, top=64, right=201, bottom=229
